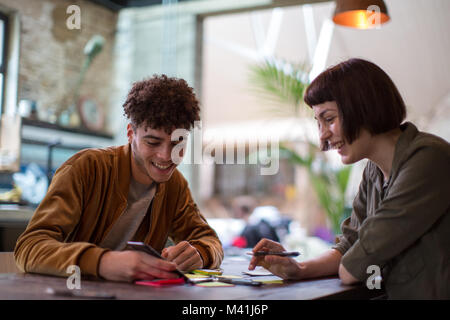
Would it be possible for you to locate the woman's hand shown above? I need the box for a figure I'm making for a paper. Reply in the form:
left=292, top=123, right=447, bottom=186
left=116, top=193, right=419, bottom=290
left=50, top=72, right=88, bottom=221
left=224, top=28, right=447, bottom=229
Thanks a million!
left=248, top=238, right=302, bottom=280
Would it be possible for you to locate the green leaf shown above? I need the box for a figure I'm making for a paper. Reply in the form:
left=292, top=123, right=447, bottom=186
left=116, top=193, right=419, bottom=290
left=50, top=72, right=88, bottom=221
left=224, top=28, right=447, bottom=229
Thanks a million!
left=247, top=58, right=354, bottom=236
left=248, top=60, right=310, bottom=116
left=336, top=166, right=352, bottom=193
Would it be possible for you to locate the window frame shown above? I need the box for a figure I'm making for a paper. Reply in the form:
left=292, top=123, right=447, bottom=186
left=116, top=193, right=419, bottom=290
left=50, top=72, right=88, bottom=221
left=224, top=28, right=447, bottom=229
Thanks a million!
left=0, top=11, right=9, bottom=115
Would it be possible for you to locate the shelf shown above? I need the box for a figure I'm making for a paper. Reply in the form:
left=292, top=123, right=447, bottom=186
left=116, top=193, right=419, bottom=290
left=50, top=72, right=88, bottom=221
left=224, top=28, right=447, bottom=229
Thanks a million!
left=21, top=138, right=89, bottom=151
left=21, top=117, right=113, bottom=139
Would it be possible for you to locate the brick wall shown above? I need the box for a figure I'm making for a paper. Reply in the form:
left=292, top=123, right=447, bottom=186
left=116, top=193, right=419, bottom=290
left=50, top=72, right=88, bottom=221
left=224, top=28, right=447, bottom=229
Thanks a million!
left=0, top=0, right=117, bottom=133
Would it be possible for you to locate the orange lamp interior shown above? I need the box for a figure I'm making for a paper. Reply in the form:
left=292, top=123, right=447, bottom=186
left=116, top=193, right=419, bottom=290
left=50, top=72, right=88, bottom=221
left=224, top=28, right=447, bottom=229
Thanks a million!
left=333, top=10, right=390, bottom=29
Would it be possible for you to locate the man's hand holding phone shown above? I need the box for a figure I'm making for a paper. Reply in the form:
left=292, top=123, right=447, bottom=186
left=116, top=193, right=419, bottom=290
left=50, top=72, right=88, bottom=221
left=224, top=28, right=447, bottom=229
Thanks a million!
left=98, top=250, right=180, bottom=282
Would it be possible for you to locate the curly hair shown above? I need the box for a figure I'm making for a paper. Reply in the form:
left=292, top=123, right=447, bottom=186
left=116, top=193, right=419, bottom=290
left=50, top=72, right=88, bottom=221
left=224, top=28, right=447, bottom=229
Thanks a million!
left=123, top=75, right=200, bottom=133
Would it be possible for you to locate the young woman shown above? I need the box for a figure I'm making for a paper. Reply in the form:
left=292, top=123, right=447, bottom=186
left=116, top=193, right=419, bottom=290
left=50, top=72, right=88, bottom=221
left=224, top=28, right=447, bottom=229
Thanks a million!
left=248, top=58, right=450, bottom=299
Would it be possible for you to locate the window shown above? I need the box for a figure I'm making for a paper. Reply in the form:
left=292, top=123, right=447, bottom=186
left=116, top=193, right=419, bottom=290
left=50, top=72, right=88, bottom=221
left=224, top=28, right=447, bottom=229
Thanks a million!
left=213, top=149, right=295, bottom=200
left=0, top=11, right=8, bottom=115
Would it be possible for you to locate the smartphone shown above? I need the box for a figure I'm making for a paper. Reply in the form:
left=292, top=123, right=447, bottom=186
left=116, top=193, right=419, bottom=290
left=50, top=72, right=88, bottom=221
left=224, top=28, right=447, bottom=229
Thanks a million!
left=126, top=241, right=192, bottom=284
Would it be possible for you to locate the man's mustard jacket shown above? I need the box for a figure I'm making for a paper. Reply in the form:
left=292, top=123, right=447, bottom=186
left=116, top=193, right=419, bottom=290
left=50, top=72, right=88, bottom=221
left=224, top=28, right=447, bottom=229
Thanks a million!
left=14, top=144, right=223, bottom=278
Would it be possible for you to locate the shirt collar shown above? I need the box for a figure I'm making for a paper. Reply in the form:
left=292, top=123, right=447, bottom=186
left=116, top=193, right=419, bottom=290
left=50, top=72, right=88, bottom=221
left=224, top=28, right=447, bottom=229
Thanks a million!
left=369, top=122, right=418, bottom=193
left=390, top=122, right=419, bottom=176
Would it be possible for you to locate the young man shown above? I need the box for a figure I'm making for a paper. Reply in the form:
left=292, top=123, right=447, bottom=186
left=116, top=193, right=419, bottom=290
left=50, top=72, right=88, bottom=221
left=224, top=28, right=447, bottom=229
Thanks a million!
left=15, top=75, right=223, bottom=282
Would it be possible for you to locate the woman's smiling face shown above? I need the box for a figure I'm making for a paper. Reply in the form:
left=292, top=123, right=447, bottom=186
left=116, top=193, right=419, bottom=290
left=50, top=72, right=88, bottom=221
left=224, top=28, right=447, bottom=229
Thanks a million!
left=313, top=101, right=372, bottom=165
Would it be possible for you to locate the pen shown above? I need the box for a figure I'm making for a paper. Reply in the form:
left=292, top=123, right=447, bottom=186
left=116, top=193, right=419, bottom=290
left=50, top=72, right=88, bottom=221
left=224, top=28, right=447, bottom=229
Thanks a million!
left=215, top=277, right=262, bottom=287
left=189, top=276, right=262, bottom=286
left=246, top=251, right=301, bottom=257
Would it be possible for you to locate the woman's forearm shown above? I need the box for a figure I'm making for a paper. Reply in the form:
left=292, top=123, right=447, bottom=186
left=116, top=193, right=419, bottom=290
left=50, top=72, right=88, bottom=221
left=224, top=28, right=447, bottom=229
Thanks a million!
left=298, top=249, right=342, bottom=279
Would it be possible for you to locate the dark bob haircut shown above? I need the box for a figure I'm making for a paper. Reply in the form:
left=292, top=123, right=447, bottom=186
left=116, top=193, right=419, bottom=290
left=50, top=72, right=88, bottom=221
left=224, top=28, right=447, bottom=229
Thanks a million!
left=123, top=74, right=200, bottom=133
left=304, top=58, right=406, bottom=150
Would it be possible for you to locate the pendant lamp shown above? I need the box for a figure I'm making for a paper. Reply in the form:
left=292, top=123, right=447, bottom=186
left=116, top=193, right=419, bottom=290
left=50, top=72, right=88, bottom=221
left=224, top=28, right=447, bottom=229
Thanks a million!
left=333, top=0, right=390, bottom=29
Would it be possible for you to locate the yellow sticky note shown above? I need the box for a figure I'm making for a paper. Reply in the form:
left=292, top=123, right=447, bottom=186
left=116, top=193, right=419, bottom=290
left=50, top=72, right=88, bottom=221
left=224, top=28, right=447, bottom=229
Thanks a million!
left=253, top=279, right=284, bottom=284
left=185, top=274, right=210, bottom=279
left=192, top=269, right=223, bottom=276
left=195, top=282, right=234, bottom=287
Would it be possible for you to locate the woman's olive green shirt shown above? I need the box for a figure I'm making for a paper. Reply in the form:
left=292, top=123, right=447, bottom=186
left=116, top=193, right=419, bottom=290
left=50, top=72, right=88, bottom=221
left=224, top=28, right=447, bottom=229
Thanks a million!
left=333, top=122, right=450, bottom=299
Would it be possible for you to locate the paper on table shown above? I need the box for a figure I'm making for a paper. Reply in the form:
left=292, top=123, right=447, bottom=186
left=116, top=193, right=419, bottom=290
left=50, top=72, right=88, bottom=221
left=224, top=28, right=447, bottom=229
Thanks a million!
left=242, top=267, right=273, bottom=276
left=217, top=274, right=242, bottom=279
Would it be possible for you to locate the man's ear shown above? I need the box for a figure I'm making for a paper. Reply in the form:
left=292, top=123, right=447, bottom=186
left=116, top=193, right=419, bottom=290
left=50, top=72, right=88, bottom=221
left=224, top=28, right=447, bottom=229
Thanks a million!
left=126, top=123, right=134, bottom=144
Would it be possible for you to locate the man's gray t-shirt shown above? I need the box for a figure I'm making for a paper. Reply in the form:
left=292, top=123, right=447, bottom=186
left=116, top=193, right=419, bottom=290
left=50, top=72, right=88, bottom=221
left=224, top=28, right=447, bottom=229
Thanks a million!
left=100, top=177, right=156, bottom=250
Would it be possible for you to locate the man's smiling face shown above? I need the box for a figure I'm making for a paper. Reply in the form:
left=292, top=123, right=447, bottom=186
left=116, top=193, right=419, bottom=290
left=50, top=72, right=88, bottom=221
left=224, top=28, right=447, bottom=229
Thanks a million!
left=127, top=123, right=185, bottom=185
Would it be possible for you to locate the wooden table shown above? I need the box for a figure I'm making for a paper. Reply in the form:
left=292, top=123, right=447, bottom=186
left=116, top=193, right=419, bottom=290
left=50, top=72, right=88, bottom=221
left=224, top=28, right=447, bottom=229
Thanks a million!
left=0, top=256, right=384, bottom=300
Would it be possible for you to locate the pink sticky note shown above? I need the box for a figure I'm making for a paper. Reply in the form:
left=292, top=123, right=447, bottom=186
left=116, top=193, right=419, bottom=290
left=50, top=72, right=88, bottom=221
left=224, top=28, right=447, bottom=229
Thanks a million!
left=135, top=278, right=186, bottom=287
